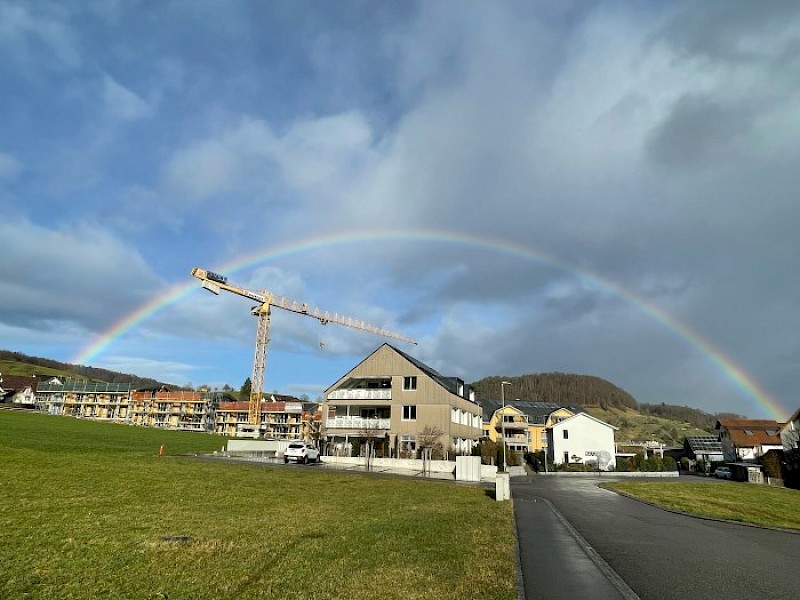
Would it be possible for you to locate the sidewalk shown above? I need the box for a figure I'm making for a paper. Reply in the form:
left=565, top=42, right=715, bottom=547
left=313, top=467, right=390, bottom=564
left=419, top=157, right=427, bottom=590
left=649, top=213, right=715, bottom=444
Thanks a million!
left=513, top=493, right=640, bottom=600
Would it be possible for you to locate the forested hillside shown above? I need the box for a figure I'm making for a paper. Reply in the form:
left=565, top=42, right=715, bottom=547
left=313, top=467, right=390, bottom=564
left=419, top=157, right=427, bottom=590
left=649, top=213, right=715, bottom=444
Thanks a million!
left=470, top=373, right=744, bottom=441
left=638, top=403, right=745, bottom=432
left=471, top=373, right=638, bottom=409
left=0, top=350, right=174, bottom=389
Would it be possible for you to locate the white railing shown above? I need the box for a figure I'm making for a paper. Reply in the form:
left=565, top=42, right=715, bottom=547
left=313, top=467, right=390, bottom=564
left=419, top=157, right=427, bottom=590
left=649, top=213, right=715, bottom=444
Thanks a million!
left=327, top=389, right=392, bottom=400
left=326, top=416, right=390, bottom=429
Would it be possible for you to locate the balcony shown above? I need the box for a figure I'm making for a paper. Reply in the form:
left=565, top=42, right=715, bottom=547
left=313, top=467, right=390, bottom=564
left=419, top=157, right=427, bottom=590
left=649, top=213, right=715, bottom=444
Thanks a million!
left=327, top=389, right=391, bottom=401
left=496, top=420, right=529, bottom=431
left=326, top=416, right=390, bottom=430
left=501, top=434, right=530, bottom=444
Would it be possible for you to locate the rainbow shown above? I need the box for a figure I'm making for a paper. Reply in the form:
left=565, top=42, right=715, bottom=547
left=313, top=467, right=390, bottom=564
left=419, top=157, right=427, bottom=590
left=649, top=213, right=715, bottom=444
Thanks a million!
left=72, top=228, right=788, bottom=421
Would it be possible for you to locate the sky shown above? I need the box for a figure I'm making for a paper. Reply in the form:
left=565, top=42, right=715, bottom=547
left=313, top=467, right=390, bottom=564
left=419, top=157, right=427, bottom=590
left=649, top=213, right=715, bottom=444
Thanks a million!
left=1, top=1, right=798, bottom=420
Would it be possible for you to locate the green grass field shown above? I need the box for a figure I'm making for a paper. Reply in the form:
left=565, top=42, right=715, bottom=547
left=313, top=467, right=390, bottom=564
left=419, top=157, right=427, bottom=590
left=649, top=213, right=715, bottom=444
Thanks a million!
left=0, top=411, right=516, bottom=600
left=604, top=481, right=800, bottom=530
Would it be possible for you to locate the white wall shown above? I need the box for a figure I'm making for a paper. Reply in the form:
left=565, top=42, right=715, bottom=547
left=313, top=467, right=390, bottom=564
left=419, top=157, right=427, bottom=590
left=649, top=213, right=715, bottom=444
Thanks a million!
left=549, top=413, right=616, bottom=471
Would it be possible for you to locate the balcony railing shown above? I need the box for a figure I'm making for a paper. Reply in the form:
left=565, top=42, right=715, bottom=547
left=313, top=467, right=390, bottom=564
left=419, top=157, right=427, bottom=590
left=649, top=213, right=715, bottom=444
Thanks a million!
left=326, top=416, right=390, bottom=430
left=496, top=421, right=529, bottom=430
left=327, top=389, right=391, bottom=401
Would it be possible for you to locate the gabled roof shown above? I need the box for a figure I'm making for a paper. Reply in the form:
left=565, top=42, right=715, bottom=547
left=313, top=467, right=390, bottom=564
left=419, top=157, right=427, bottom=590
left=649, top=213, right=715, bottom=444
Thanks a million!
left=328, top=343, right=472, bottom=401
left=0, top=375, right=38, bottom=392
left=549, top=411, right=618, bottom=431
left=391, top=345, right=470, bottom=398
left=478, top=399, right=584, bottom=423
left=781, top=407, right=800, bottom=431
left=716, top=419, right=782, bottom=448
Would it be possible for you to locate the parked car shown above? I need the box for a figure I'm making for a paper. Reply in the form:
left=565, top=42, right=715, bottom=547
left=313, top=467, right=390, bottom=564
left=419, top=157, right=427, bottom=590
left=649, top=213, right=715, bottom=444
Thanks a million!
left=714, top=466, right=732, bottom=479
left=284, top=442, right=320, bottom=464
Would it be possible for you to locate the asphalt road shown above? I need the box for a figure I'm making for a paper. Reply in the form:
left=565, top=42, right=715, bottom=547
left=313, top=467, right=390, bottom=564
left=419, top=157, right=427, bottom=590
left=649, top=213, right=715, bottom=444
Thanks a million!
left=512, top=476, right=800, bottom=600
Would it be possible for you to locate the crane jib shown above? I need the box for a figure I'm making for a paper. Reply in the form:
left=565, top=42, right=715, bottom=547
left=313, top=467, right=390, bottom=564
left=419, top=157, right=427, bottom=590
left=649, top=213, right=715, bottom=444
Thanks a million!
left=242, top=290, right=265, bottom=303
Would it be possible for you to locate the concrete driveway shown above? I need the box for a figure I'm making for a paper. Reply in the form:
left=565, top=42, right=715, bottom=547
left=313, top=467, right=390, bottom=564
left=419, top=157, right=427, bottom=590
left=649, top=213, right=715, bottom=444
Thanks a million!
left=512, top=475, right=800, bottom=600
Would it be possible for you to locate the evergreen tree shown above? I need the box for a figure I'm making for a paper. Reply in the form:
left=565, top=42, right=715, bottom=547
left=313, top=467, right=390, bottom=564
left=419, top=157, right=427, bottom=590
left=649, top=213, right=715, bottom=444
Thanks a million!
left=240, top=377, right=252, bottom=400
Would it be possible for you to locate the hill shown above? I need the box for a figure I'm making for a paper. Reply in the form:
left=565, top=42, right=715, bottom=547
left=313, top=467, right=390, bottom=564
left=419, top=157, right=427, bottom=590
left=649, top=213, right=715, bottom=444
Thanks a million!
left=585, top=406, right=711, bottom=445
left=0, top=350, right=176, bottom=390
left=471, top=373, right=638, bottom=410
left=470, top=372, right=731, bottom=444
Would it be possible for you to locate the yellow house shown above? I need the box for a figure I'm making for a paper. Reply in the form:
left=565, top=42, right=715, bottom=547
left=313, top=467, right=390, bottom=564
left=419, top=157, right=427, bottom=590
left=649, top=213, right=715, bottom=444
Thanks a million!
left=481, top=400, right=580, bottom=453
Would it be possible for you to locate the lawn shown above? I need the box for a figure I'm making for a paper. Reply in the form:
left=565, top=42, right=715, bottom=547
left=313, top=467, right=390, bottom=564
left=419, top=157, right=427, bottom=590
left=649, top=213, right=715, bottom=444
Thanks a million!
left=604, top=480, right=800, bottom=530
left=0, top=411, right=516, bottom=600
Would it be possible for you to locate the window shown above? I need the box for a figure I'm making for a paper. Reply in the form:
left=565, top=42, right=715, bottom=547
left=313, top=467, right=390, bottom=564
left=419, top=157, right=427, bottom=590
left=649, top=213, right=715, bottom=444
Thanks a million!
left=403, top=376, right=417, bottom=390
left=400, top=435, right=416, bottom=451
left=564, top=452, right=570, bottom=464
left=402, top=405, right=417, bottom=421
left=563, top=429, right=569, bottom=439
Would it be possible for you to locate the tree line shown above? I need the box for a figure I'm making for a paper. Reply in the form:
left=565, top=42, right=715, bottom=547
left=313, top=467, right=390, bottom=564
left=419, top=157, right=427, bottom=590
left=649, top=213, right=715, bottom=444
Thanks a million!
left=0, top=350, right=174, bottom=390
left=471, top=373, right=638, bottom=409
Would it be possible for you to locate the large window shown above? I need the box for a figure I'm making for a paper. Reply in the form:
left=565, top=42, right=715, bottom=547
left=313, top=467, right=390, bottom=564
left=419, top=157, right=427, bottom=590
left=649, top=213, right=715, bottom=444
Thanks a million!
left=403, top=376, right=417, bottom=390
left=402, top=405, right=417, bottom=421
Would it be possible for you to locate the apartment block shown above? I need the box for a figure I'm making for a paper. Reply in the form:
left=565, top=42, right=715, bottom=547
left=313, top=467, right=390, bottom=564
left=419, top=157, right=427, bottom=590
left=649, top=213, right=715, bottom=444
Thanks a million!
left=481, top=400, right=581, bottom=454
left=128, top=388, right=218, bottom=432
left=36, top=378, right=132, bottom=421
left=215, top=395, right=321, bottom=441
left=322, top=344, right=482, bottom=456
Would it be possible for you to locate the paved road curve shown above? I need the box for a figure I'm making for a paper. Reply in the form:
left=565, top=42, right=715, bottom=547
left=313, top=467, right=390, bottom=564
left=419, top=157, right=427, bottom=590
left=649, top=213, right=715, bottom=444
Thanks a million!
left=512, top=476, right=800, bottom=600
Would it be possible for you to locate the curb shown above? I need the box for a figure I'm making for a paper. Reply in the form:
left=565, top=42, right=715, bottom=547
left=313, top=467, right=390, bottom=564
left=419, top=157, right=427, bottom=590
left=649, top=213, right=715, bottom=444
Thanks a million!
left=604, top=487, right=800, bottom=535
left=510, top=498, right=527, bottom=600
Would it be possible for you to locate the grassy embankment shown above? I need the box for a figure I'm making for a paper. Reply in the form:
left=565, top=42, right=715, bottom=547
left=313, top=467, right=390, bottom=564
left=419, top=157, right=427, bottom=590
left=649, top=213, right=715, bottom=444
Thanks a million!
left=586, top=406, right=710, bottom=444
left=604, top=481, right=800, bottom=530
left=0, top=411, right=516, bottom=600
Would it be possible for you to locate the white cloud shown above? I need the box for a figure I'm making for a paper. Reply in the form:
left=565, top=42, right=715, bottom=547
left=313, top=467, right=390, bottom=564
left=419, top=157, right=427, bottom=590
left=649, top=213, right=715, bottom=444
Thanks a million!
left=271, top=111, right=374, bottom=191
left=0, top=218, right=162, bottom=333
left=0, top=152, right=22, bottom=179
left=0, top=2, right=81, bottom=71
left=162, top=117, right=275, bottom=203
left=102, top=74, right=153, bottom=121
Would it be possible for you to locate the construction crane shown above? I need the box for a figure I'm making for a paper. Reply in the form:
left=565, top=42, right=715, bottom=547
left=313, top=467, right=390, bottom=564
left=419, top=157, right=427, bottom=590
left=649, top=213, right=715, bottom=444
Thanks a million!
left=191, top=267, right=416, bottom=431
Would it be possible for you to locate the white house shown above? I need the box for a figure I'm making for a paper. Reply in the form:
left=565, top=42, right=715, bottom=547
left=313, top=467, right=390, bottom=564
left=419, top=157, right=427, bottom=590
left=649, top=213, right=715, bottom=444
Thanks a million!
left=780, top=407, right=800, bottom=452
left=547, top=412, right=617, bottom=471
left=715, top=419, right=783, bottom=461
left=0, top=374, right=38, bottom=406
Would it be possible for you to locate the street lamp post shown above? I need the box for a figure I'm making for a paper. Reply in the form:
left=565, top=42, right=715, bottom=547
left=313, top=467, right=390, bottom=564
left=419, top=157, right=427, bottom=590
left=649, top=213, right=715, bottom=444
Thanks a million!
left=501, top=381, right=512, bottom=471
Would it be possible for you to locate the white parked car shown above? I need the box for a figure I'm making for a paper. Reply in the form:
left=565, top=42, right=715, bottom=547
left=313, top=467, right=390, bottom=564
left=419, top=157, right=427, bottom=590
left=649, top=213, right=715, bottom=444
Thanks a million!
left=284, top=442, right=320, bottom=464
left=714, top=466, right=732, bottom=479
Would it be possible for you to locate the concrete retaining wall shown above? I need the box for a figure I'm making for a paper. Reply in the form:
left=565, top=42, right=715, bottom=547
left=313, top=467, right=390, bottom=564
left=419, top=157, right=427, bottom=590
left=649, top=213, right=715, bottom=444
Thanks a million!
left=321, top=455, right=456, bottom=474
left=539, top=471, right=679, bottom=478
left=226, top=440, right=289, bottom=455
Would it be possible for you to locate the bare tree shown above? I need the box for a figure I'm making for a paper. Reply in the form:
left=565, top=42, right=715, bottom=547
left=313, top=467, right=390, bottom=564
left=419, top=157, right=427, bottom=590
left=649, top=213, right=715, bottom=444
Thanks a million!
left=416, top=425, right=444, bottom=476
left=358, top=418, right=384, bottom=471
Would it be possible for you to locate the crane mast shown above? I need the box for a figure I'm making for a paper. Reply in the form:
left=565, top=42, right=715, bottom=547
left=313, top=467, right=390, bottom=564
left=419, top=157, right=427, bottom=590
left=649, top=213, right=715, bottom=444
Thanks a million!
left=191, top=267, right=416, bottom=429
